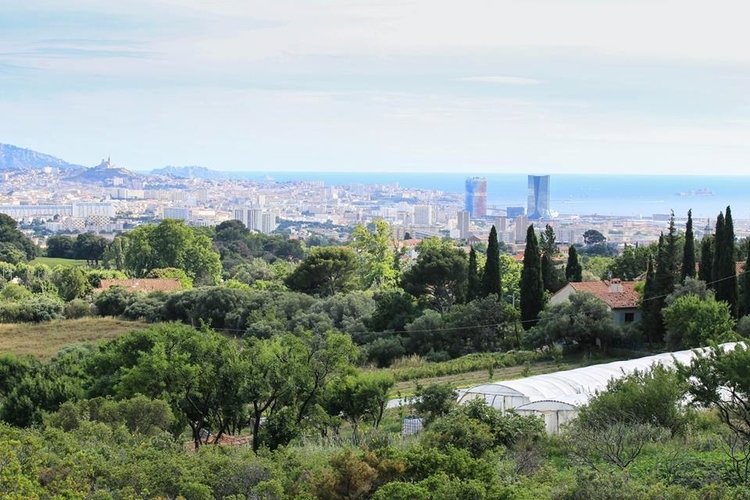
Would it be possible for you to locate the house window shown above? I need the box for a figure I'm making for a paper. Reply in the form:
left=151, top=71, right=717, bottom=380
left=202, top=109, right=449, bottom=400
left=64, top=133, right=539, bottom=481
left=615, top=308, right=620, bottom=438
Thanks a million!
left=624, top=312, right=635, bottom=323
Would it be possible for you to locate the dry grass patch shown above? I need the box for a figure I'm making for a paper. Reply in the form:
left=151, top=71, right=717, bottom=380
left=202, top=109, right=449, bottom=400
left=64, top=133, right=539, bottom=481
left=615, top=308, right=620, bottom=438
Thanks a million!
left=0, top=318, right=148, bottom=360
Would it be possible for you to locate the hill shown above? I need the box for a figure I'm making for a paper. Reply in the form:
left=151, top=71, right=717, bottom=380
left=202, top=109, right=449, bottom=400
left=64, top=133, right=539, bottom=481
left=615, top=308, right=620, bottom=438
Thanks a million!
left=63, top=157, right=142, bottom=185
left=0, top=143, right=86, bottom=171
left=151, top=165, right=237, bottom=180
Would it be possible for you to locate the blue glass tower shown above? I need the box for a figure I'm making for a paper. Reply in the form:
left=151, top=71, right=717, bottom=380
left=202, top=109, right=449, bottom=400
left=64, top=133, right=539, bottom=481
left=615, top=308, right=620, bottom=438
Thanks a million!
left=527, top=175, right=550, bottom=220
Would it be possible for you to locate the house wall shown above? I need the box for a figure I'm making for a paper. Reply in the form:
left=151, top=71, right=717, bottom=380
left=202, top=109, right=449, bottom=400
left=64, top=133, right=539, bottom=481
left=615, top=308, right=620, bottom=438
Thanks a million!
left=612, top=308, right=641, bottom=326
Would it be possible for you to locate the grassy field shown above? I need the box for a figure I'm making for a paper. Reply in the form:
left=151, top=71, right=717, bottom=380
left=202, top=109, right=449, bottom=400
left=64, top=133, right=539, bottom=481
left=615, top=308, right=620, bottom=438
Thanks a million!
left=30, top=257, right=89, bottom=268
left=0, top=318, right=148, bottom=360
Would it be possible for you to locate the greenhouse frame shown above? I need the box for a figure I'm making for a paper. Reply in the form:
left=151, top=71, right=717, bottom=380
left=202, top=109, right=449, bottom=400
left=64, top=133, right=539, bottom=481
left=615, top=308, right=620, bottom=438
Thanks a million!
left=458, top=343, right=739, bottom=434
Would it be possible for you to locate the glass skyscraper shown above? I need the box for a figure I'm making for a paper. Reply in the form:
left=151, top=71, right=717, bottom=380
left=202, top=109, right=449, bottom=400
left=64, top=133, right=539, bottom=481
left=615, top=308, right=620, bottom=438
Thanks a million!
left=527, top=175, right=550, bottom=220
left=465, top=177, right=487, bottom=218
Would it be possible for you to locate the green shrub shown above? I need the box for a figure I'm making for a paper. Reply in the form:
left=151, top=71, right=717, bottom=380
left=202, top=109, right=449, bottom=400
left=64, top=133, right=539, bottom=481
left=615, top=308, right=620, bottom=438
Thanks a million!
left=64, top=299, right=91, bottom=319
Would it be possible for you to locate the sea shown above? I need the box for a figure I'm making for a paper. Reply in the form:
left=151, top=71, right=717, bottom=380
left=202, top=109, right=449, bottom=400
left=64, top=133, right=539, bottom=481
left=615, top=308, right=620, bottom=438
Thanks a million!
left=242, top=172, right=750, bottom=221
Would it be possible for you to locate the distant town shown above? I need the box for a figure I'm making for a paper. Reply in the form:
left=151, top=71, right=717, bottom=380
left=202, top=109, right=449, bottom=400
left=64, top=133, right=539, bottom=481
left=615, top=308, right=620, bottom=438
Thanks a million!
left=0, top=144, right=745, bottom=251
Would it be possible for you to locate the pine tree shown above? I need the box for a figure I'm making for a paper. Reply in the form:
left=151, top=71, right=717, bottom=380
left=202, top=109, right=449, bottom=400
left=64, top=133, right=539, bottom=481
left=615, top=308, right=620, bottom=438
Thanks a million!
left=539, top=224, right=559, bottom=256
left=565, top=245, right=583, bottom=282
left=482, top=226, right=501, bottom=298
left=468, top=246, right=480, bottom=302
left=681, top=209, right=696, bottom=282
left=520, top=224, right=544, bottom=331
left=699, top=235, right=713, bottom=284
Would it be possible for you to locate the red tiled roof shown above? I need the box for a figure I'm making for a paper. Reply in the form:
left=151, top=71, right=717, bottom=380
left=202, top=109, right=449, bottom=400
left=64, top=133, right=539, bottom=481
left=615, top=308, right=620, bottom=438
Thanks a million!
left=567, top=280, right=640, bottom=309
left=98, top=278, right=182, bottom=293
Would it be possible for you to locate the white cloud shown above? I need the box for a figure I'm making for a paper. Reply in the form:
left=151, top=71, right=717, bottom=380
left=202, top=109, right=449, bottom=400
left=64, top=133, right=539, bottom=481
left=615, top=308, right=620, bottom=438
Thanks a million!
left=457, top=76, right=542, bottom=85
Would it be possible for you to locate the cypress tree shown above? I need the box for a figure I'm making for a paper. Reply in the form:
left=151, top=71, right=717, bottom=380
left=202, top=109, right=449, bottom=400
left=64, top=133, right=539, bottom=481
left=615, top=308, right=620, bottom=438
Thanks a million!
left=711, top=211, right=725, bottom=289
left=681, top=209, right=696, bottom=282
left=699, top=235, right=713, bottom=284
left=641, top=255, right=662, bottom=344
left=743, top=240, right=750, bottom=317
left=655, top=212, right=678, bottom=299
left=520, top=224, right=544, bottom=331
left=718, top=206, right=738, bottom=317
left=482, top=225, right=501, bottom=297
left=649, top=235, right=672, bottom=344
left=542, top=252, right=553, bottom=293
left=468, top=246, right=480, bottom=302
left=565, top=245, right=583, bottom=282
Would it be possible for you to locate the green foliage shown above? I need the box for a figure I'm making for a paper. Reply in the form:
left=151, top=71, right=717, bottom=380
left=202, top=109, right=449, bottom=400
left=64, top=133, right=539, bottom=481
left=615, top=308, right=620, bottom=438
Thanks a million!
left=63, top=298, right=91, bottom=319
left=0, top=347, right=89, bottom=427
left=285, top=246, right=359, bottom=297
left=413, top=383, right=457, bottom=424
left=323, top=372, right=395, bottom=434
left=565, top=245, right=583, bottom=282
left=368, top=290, right=420, bottom=333
left=699, top=235, right=714, bottom=283
left=122, top=294, right=167, bottom=323
left=607, top=244, right=651, bottom=281
left=350, top=220, right=399, bottom=289
left=0, top=282, right=31, bottom=301
left=94, top=285, right=139, bottom=317
left=401, top=237, right=468, bottom=314
left=678, top=343, right=750, bottom=442
left=467, top=246, right=480, bottom=302
left=682, top=209, right=696, bottom=282
left=0, top=213, right=38, bottom=262
left=74, top=232, right=109, bottom=266
left=583, top=229, right=606, bottom=246
left=389, top=350, right=540, bottom=382
left=576, top=365, right=689, bottom=435
left=529, top=292, right=619, bottom=351
left=540, top=224, right=559, bottom=256
left=663, top=295, right=736, bottom=349
left=423, top=399, right=544, bottom=457
left=481, top=226, right=501, bottom=298
left=714, top=207, right=739, bottom=317
left=583, top=255, right=614, bottom=280
left=0, top=295, right=64, bottom=323
left=444, top=295, right=518, bottom=354
left=115, top=219, right=222, bottom=284
left=52, top=265, right=91, bottom=301
left=46, top=395, right=175, bottom=436
left=520, top=224, right=544, bottom=330
left=46, top=234, right=77, bottom=259
left=364, top=335, right=405, bottom=368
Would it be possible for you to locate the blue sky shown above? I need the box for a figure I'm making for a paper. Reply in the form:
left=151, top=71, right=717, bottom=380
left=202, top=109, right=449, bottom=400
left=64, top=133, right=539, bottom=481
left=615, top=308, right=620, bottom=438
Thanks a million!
left=1, top=0, right=750, bottom=174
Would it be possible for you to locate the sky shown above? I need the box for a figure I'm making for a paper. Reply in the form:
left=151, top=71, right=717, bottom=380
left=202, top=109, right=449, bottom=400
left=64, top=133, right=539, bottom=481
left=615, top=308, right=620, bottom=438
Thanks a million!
left=1, top=0, right=750, bottom=174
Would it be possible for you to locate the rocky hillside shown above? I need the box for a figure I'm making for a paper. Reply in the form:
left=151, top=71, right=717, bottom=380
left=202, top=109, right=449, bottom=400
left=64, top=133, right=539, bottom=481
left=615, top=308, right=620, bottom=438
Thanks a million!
left=0, top=143, right=86, bottom=171
left=151, top=165, right=235, bottom=180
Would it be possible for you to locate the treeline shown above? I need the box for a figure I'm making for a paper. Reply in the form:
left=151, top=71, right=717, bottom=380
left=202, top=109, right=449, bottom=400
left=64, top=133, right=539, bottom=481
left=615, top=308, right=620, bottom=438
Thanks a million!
left=4, top=206, right=750, bottom=360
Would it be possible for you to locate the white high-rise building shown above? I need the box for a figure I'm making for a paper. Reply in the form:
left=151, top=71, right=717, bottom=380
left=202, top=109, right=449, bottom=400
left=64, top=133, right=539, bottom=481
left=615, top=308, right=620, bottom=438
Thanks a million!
left=234, top=206, right=275, bottom=234
left=457, top=210, right=471, bottom=239
left=414, top=205, right=434, bottom=226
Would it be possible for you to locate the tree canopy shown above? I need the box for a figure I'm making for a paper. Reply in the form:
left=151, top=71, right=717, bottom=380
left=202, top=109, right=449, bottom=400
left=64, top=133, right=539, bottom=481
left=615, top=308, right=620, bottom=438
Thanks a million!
left=401, top=238, right=468, bottom=314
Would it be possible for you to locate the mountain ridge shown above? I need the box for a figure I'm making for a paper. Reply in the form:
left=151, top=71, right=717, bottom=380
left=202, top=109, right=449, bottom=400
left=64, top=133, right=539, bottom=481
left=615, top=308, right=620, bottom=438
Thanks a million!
left=0, top=143, right=87, bottom=171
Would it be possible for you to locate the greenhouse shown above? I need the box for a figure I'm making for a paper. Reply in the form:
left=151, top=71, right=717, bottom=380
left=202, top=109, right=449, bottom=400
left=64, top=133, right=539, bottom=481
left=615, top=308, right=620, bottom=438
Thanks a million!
left=458, top=342, right=739, bottom=433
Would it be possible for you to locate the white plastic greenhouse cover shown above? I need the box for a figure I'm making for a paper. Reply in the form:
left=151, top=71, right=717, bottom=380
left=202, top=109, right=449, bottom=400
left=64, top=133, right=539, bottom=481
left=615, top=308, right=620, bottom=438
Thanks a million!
left=458, top=342, right=740, bottom=415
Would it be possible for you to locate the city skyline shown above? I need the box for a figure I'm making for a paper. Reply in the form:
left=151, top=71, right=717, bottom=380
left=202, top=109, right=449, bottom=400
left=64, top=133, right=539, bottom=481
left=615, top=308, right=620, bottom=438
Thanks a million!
left=2, top=2, right=750, bottom=175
